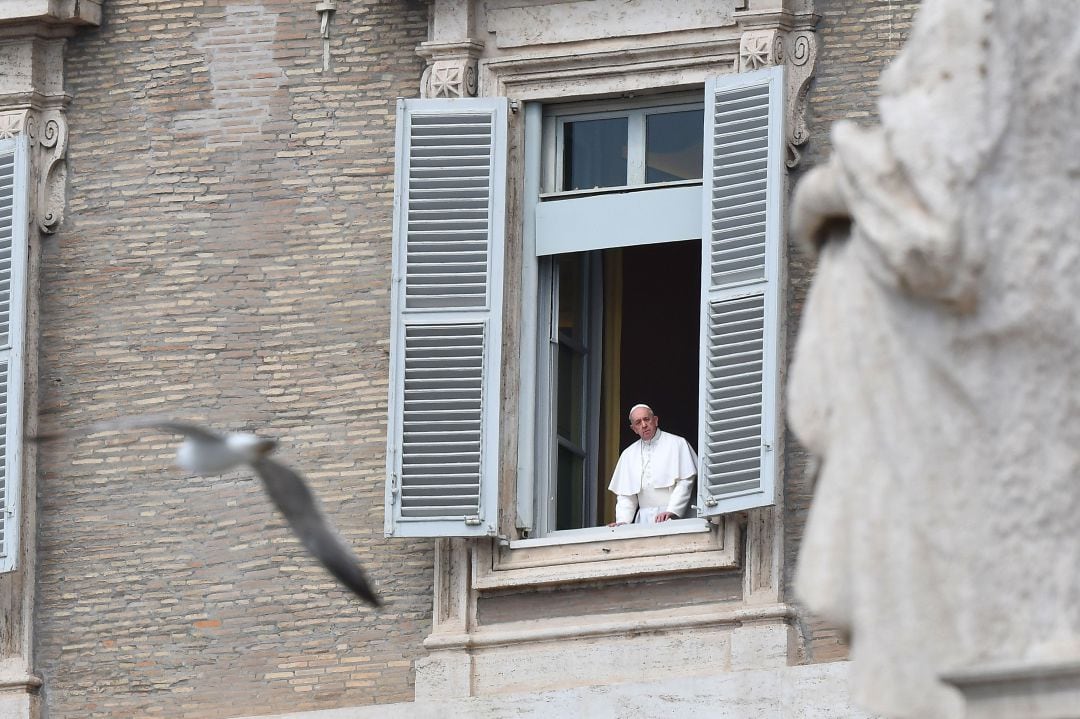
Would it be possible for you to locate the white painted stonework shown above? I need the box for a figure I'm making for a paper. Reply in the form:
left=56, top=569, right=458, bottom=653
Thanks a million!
left=790, top=0, right=1080, bottom=717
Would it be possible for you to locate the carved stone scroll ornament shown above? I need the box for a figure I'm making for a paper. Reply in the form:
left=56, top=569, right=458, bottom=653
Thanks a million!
left=0, top=109, right=69, bottom=234
left=27, top=111, right=68, bottom=234
left=738, top=29, right=818, bottom=168
left=782, top=31, right=816, bottom=168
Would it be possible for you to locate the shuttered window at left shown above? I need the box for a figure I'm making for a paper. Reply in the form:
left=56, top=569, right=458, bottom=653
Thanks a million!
left=0, top=136, right=30, bottom=572
left=385, top=99, right=508, bottom=538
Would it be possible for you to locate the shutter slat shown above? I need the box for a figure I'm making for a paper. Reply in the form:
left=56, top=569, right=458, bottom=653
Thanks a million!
left=399, top=323, right=485, bottom=520
left=702, top=295, right=766, bottom=500
left=698, top=68, right=782, bottom=517
left=0, top=137, right=28, bottom=570
left=406, top=106, right=496, bottom=313
left=0, top=147, right=13, bottom=352
left=388, top=98, right=506, bottom=536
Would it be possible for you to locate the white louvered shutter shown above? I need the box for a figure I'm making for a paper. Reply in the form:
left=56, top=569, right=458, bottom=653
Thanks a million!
left=385, top=98, right=507, bottom=538
left=697, top=67, right=784, bottom=517
left=0, top=137, right=29, bottom=572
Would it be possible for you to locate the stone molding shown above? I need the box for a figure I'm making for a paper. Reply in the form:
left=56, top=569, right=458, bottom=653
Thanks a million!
left=0, top=28, right=74, bottom=236
left=424, top=601, right=793, bottom=652
left=483, top=0, right=740, bottom=49
left=474, top=518, right=738, bottom=590
left=738, top=26, right=819, bottom=167
left=0, top=109, right=68, bottom=234
left=418, top=41, right=483, bottom=98
left=0, top=0, right=102, bottom=27
left=479, top=44, right=740, bottom=100
left=739, top=28, right=785, bottom=71
left=424, top=522, right=739, bottom=645
left=783, top=29, right=817, bottom=167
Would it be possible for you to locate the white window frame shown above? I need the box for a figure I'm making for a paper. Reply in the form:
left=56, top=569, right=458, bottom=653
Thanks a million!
left=541, top=95, right=706, bottom=195
left=527, top=94, right=710, bottom=540
left=518, top=68, right=784, bottom=541
left=534, top=252, right=604, bottom=535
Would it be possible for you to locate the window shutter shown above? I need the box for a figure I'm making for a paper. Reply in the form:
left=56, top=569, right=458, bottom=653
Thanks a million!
left=0, top=137, right=29, bottom=572
left=697, top=66, right=784, bottom=517
left=385, top=98, right=508, bottom=538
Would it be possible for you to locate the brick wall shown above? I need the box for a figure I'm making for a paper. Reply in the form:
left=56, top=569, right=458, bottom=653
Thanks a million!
left=36, top=1, right=430, bottom=717
left=784, top=0, right=923, bottom=664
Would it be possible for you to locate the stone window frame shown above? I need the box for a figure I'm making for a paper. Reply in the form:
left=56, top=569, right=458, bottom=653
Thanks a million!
left=415, top=13, right=818, bottom=618
left=476, top=33, right=800, bottom=592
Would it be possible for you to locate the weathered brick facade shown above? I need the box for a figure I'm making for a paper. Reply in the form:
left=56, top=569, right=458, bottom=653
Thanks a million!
left=20, top=0, right=922, bottom=716
left=785, top=0, right=922, bottom=663
left=36, top=1, right=430, bottom=716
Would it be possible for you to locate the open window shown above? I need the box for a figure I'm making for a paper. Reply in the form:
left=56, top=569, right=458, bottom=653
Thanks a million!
left=532, top=96, right=706, bottom=532
left=386, top=67, right=784, bottom=540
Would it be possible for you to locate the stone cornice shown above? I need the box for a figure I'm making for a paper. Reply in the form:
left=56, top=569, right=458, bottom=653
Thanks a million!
left=735, top=9, right=820, bottom=33
left=424, top=602, right=795, bottom=651
left=0, top=92, right=73, bottom=113
left=0, top=673, right=42, bottom=692
left=0, top=0, right=102, bottom=28
left=416, top=39, right=486, bottom=61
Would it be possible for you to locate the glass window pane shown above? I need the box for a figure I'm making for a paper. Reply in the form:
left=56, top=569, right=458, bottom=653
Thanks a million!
left=645, top=109, right=704, bottom=184
left=556, top=343, right=584, bottom=441
left=556, top=447, right=585, bottom=530
left=557, top=255, right=583, bottom=342
left=562, top=117, right=628, bottom=191
left=555, top=255, right=585, bottom=442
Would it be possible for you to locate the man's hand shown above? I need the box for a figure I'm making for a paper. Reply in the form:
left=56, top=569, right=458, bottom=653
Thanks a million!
left=608, top=521, right=627, bottom=527
left=654, top=512, right=678, bottom=523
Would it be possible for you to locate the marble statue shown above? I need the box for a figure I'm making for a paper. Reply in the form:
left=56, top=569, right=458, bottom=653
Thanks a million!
left=788, top=0, right=1080, bottom=717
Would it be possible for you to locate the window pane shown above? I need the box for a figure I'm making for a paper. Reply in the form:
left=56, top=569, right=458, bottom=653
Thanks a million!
left=556, top=343, right=583, bottom=441
left=645, top=110, right=704, bottom=184
left=562, top=117, right=628, bottom=191
left=557, top=256, right=583, bottom=343
left=555, top=255, right=586, bottom=442
left=556, top=447, right=585, bottom=530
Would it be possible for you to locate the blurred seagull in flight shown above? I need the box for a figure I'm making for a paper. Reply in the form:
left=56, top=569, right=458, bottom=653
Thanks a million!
left=34, top=417, right=381, bottom=607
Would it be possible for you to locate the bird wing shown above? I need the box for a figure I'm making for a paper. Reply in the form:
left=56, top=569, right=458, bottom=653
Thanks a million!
left=32, top=415, right=224, bottom=444
left=250, top=456, right=381, bottom=607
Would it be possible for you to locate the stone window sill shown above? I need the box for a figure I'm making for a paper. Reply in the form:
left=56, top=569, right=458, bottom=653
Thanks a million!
left=473, top=516, right=739, bottom=590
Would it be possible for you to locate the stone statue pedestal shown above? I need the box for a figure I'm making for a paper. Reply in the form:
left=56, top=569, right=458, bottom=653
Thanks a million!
left=943, top=661, right=1080, bottom=719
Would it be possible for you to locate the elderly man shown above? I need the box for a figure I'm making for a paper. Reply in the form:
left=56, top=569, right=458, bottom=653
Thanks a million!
left=607, top=404, right=698, bottom=525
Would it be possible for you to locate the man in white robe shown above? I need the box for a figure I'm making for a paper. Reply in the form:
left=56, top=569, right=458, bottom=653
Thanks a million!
left=607, top=404, right=698, bottom=525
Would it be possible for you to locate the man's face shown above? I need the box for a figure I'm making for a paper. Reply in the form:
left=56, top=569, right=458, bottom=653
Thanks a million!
left=630, top=409, right=659, bottom=441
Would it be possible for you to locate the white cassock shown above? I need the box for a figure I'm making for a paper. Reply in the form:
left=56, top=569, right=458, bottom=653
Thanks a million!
left=608, top=429, right=698, bottom=524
